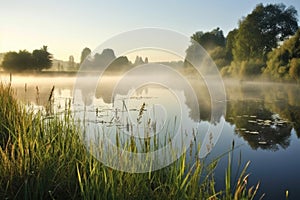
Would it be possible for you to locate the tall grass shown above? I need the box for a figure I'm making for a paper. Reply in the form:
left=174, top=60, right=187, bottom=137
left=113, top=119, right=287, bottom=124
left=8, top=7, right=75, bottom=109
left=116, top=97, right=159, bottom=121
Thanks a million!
left=0, top=83, right=259, bottom=199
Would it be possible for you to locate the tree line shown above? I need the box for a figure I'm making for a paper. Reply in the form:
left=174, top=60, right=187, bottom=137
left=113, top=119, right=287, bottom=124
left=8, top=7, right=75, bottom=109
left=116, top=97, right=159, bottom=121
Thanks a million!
left=185, top=3, right=300, bottom=82
left=1, top=46, right=52, bottom=72
left=1, top=3, right=299, bottom=82
left=79, top=47, right=148, bottom=72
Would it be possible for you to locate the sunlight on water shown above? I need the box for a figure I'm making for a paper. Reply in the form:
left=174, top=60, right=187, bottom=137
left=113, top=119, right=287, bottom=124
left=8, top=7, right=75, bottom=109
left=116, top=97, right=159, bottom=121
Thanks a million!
left=2, top=73, right=300, bottom=197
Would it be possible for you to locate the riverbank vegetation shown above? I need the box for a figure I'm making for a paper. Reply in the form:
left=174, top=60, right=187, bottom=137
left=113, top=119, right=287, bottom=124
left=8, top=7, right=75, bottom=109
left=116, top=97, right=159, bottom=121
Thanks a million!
left=185, top=3, right=300, bottom=82
left=0, top=83, right=261, bottom=199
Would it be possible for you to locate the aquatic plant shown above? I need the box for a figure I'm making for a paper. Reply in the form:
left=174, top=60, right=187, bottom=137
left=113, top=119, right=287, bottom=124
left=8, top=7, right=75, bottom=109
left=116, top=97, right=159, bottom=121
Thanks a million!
left=0, top=83, right=260, bottom=199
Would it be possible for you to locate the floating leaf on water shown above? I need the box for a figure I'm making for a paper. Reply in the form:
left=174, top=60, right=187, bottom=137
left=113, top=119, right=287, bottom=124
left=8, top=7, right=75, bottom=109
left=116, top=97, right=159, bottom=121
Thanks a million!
left=257, top=119, right=264, bottom=122
left=240, top=128, right=246, bottom=131
left=258, top=141, right=267, bottom=145
left=245, top=130, right=250, bottom=133
left=250, top=131, right=259, bottom=135
left=102, top=108, right=113, bottom=111
left=243, top=115, right=249, bottom=117
left=277, top=120, right=288, bottom=124
left=248, top=120, right=257, bottom=123
left=250, top=115, right=257, bottom=118
left=264, top=120, right=272, bottom=126
left=272, top=113, right=280, bottom=120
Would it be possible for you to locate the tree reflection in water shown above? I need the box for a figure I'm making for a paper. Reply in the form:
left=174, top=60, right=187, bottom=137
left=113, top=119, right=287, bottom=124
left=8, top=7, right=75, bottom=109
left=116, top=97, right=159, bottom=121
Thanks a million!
left=224, top=81, right=300, bottom=151
left=226, top=100, right=292, bottom=151
left=7, top=74, right=300, bottom=152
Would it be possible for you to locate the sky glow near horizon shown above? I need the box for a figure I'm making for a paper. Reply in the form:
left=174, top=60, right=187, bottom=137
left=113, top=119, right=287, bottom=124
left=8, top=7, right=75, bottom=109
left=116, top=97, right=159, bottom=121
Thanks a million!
left=0, top=0, right=299, bottom=62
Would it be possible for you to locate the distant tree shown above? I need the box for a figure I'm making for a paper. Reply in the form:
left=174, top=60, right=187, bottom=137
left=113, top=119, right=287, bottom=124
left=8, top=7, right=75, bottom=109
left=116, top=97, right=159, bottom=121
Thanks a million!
left=68, top=55, right=75, bottom=69
left=2, top=50, right=33, bottom=72
left=209, top=46, right=230, bottom=69
left=94, top=48, right=116, bottom=68
left=2, top=46, right=52, bottom=72
left=239, top=59, right=265, bottom=77
left=233, top=3, right=298, bottom=61
left=190, top=31, right=204, bottom=45
left=32, top=46, right=52, bottom=71
left=19, top=50, right=34, bottom=69
left=101, top=49, right=116, bottom=61
left=144, top=57, right=149, bottom=64
left=57, top=62, right=62, bottom=71
left=184, top=38, right=205, bottom=69
left=134, top=56, right=144, bottom=65
left=111, top=56, right=129, bottom=66
left=185, top=28, right=226, bottom=69
left=225, top=29, right=238, bottom=62
left=80, top=47, right=91, bottom=64
left=191, top=28, right=225, bottom=51
left=289, top=58, right=300, bottom=82
left=109, top=56, right=130, bottom=71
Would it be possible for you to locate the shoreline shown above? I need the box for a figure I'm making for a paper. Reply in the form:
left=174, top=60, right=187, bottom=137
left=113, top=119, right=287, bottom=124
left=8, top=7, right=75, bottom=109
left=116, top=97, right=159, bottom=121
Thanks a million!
left=0, top=70, right=299, bottom=85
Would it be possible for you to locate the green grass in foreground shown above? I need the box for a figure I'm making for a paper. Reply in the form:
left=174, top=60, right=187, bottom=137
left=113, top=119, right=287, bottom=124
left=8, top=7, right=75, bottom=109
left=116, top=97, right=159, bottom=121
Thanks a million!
left=0, top=83, right=260, bottom=199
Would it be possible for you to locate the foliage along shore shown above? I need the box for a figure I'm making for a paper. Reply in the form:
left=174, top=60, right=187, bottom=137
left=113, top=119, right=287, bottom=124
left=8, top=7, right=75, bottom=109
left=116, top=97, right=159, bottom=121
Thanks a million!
left=1, top=3, right=300, bottom=83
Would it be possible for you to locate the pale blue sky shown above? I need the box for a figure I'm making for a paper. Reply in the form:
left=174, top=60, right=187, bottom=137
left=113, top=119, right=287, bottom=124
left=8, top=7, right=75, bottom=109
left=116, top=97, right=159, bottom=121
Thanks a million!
left=1, top=0, right=299, bottom=62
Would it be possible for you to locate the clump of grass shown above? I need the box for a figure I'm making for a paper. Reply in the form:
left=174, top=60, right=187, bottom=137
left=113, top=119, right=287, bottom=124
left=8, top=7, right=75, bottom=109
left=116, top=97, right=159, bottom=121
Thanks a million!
left=225, top=149, right=260, bottom=200
left=0, top=84, right=19, bottom=149
left=0, top=83, right=260, bottom=199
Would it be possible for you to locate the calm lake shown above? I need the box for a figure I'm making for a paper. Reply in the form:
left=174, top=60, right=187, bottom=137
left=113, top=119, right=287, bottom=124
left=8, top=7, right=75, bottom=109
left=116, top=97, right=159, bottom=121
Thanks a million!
left=1, top=73, right=300, bottom=199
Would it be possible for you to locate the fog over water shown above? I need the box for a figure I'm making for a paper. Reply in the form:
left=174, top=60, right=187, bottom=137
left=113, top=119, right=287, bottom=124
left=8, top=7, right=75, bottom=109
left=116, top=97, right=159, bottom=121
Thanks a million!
left=1, top=72, right=300, bottom=199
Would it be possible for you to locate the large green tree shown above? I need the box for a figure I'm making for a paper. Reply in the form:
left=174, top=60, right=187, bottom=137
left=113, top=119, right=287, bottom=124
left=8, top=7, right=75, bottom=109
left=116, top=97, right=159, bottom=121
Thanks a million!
left=264, top=29, right=300, bottom=81
left=225, top=29, right=238, bottom=62
left=190, top=27, right=225, bottom=51
left=233, top=3, right=298, bottom=61
left=185, top=28, right=226, bottom=69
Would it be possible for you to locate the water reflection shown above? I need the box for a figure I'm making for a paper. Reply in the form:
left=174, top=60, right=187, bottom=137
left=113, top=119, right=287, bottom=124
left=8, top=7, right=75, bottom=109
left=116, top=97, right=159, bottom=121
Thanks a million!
left=3, top=74, right=300, bottom=197
left=3, top=74, right=300, bottom=152
left=226, top=100, right=292, bottom=151
left=225, top=81, right=300, bottom=150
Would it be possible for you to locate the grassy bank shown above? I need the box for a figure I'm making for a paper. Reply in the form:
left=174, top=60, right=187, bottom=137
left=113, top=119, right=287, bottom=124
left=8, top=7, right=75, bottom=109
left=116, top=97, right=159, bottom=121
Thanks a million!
left=0, top=83, right=259, bottom=199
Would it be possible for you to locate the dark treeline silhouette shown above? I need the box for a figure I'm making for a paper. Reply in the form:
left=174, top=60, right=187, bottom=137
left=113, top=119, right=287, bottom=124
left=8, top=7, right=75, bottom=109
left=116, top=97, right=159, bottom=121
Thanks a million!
left=80, top=47, right=91, bottom=64
left=79, top=47, right=153, bottom=73
left=1, top=46, right=52, bottom=72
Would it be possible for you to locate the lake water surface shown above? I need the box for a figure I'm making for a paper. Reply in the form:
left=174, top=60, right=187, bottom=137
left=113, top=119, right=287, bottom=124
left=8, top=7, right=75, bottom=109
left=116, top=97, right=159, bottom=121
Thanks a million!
left=1, top=73, right=300, bottom=199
